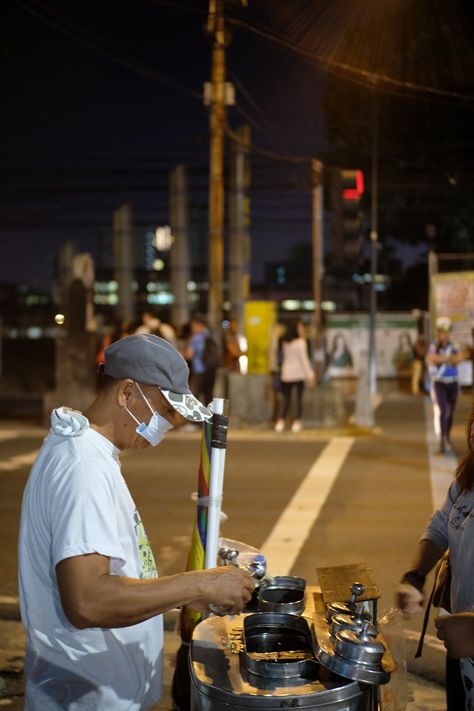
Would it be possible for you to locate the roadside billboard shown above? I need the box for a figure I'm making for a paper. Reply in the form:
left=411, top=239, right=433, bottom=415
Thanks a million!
left=431, top=271, right=474, bottom=346
left=325, top=313, right=418, bottom=378
left=431, top=270, right=474, bottom=385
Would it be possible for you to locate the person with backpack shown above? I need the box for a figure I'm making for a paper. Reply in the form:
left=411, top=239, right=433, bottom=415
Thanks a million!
left=184, top=314, right=220, bottom=408
left=427, top=317, right=467, bottom=454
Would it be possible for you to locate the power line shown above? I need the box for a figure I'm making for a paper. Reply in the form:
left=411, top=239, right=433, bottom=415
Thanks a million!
left=226, top=123, right=313, bottom=164
left=227, top=15, right=474, bottom=102
left=148, top=0, right=207, bottom=16
left=229, top=70, right=289, bottom=152
left=11, top=0, right=203, bottom=100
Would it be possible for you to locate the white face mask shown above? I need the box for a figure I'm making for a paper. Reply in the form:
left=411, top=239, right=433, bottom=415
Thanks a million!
left=125, top=384, right=173, bottom=446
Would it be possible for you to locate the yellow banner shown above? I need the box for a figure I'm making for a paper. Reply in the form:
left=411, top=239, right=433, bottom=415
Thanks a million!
left=244, top=301, right=276, bottom=374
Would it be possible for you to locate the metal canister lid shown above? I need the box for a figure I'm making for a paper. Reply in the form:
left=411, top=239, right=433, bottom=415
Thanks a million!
left=325, top=601, right=352, bottom=622
left=331, top=613, right=377, bottom=638
left=335, top=627, right=385, bottom=666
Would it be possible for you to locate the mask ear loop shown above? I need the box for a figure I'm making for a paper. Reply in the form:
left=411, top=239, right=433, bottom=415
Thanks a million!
left=123, top=383, right=149, bottom=426
left=123, top=406, right=141, bottom=426
left=135, top=382, right=155, bottom=415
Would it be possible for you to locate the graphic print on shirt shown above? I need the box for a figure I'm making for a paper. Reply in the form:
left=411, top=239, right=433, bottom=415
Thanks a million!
left=450, top=502, right=474, bottom=531
left=461, top=657, right=474, bottom=710
left=133, top=510, right=157, bottom=579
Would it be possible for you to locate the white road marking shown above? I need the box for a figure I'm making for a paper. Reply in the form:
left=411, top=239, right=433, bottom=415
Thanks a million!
left=260, top=437, right=355, bottom=575
left=0, top=450, right=38, bottom=472
left=423, top=398, right=457, bottom=511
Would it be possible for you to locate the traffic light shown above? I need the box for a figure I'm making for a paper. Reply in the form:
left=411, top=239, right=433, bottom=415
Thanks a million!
left=327, top=168, right=364, bottom=263
left=341, top=169, right=364, bottom=239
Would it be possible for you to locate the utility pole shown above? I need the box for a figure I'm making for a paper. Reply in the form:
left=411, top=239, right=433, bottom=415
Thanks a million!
left=57, top=240, right=76, bottom=314
left=311, top=159, right=324, bottom=384
left=113, top=203, right=134, bottom=328
left=169, top=164, right=191, bottom=330
left=206, top=0, right=226, bottom=332
left=229, top=125, right=251, bottom=327
left=368, top=91, right=379, bottom=396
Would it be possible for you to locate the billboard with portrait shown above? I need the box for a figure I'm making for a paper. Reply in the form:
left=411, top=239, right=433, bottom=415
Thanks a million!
left=325, top=313, right=418, bottom=378
left=431, top=270, right=474, bottom=385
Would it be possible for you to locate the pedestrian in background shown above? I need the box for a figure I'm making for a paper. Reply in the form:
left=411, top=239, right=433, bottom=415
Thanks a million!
left=427, top=317, right=466, bottom=454
left=411, top=334, right=427, bottom=395
left=184, top=314, right=219, bottom=408
left=222, top=318, right=245, bottom=373
left=392, top=331, right=414, bottom=392
left=134, top=309, right=177, bottom=348
left=268, top=322, right=286, bottom=425
left=397, top=401, right=474, bottom=710
left=274, top=319, right=315, bottom=433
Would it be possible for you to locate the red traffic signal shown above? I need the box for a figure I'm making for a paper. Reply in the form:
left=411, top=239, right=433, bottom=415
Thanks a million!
left=342, top=170, right=364, bottom=201
left=327, top=167, right=365, bottom=264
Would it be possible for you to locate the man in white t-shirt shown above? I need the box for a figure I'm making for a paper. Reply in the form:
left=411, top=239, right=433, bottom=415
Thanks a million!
left=18, top=334, right=253, bottom=711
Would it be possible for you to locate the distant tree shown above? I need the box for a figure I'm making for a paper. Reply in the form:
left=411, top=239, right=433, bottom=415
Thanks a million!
left=386, top=262, right=429, bottom=311
left=316, top=0, right=474, bottom=253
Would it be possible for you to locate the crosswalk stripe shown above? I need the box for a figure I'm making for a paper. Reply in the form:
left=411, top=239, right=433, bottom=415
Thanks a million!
left=260, top=436, right=355, bottom=576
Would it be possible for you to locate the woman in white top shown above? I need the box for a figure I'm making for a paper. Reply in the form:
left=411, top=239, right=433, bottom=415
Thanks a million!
left=275, top=320, right=315, bottom=433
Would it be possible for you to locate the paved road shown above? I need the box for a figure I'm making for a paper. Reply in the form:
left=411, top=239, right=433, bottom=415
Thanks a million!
left=1, top=386, right=470, bottom=708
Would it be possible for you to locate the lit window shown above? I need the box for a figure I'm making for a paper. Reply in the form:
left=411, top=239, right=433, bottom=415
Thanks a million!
left=26, top=327, right=42, bottom=339
left=321, top=301, right=336, bottom=312
left=147, top=293, right=174, bottom=305
left=154, top=225, right=174, bottom=251
left=281, top=300, right=300, bottom=311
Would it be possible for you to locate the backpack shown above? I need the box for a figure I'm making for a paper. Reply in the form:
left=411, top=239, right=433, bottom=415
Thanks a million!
left=202, top=335, right=220, bottom=371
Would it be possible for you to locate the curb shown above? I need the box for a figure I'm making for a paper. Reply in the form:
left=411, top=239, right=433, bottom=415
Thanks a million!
left=0, top=597, right=20, bottom=622
left=404, top=627, right=445, bottom=687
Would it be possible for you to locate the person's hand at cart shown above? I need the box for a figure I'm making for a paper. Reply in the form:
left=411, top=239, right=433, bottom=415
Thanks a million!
left=188, top=565, right=255, bottom=616
left=435, top=612, right=474, bottom=659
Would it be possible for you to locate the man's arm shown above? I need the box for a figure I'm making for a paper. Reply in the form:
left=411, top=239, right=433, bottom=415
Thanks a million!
left=56, top=554, right=254, bottom=629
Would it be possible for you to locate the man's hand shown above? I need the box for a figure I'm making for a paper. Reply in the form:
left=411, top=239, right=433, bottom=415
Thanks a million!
left=189, top=566, right=254, bottom=616
left=435, top=613, right=474, bottom=659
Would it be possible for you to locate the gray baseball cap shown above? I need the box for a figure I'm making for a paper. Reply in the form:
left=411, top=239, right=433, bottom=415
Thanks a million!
left=104, top=334, right=212, bottom=422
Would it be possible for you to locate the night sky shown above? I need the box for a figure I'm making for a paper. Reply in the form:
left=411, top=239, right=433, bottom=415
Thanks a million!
left=1, top=0, right=473, bottom=290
